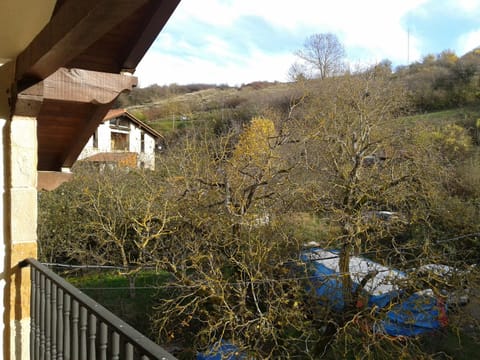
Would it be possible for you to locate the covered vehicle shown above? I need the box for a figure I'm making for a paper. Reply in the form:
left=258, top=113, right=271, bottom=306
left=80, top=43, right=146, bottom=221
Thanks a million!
left=302, top=248, right=448, bottom=336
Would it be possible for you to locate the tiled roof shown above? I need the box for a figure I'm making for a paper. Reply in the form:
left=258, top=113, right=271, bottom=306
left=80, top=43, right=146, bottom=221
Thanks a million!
left=103, top=108, right=127, bottom=121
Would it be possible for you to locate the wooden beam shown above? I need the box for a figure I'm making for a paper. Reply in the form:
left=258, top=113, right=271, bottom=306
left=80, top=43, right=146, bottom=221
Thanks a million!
left=15, top=0, right=149, bottom=85
left=121, top=0, right=182, bottom=72
left=21, top=68, right=137, bottom=104
left=61, top=102, right=115, bottom=168
left=14, top=93, right=43, bottom=118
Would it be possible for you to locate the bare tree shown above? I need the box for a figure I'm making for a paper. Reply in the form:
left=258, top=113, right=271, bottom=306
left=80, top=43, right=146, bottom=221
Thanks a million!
left=295, top=33, right=346, bottom=79
left=38, top=166, right=173, bottom=298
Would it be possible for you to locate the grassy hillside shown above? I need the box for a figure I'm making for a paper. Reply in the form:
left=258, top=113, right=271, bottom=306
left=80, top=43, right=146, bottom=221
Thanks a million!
left=123, top=75, right=480, bottom=134
left=125, top=82, right=298, bottom=136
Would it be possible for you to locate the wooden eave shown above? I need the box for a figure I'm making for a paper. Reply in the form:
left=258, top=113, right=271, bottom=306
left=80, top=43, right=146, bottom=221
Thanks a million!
left=12, top=0, right=181, bottom=172
left=67, top=0, right=181, bottom=75
left=16, top=0, right=181, bottom=88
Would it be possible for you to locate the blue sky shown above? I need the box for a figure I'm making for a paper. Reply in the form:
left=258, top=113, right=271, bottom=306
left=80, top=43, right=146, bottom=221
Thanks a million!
left=135, top=0, right=480, bottom=87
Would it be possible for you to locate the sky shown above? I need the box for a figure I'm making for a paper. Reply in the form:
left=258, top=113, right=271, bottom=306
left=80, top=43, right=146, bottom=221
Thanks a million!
left=135, top=0, right=480, bottom=87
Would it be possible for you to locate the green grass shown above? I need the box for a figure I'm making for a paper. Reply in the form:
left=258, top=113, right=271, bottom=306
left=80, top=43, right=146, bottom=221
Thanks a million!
left=66, top=270, right=171, bottom=339
left=147, top=118, right=190, bottom=133
left=285, top=212, right=340, bottom=246
left=400, top=105, right=480, bottom=128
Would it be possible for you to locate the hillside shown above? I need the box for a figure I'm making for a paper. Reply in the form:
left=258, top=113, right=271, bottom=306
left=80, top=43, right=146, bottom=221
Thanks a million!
left=116, top=47, right=480, bottom=142
left=124, top=83, right=480, bottom=148
left=123, top=81, right=298, bottom=137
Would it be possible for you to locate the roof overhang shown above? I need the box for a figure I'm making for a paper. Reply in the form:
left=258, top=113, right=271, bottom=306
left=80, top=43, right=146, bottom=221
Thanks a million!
left=104, top=109, right=164, bottom=140
left=2, top=0, right=181, bottom=172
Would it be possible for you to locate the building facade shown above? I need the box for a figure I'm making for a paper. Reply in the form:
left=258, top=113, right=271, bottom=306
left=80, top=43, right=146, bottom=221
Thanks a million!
left=79, top=109, right=162, bottom=170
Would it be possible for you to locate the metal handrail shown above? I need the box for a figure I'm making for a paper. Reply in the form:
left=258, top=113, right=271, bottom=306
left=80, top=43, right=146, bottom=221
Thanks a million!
left=20, top=258, right=177, bottom=360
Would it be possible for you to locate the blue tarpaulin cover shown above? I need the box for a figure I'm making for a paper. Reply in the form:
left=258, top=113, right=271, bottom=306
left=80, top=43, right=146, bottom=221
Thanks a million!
left=302, top=248, right=447, bottom=336
left=197, top=341, right=245, bottom=360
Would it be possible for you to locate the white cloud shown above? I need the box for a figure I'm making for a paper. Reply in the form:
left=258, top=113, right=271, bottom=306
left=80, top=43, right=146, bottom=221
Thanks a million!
left=450, top=0, right=480, bottom=14
left=203, top=35, right=235, bottom=60
left=172, top=0, right=428, bottom=35
left=458, top=29, right=480, bottom=54
left=136, top=48, right=296, bottom=87
left=151, top=32, right=198, bottom=58
left=137, top=0, right=448, bottom=85
left=308, top=0, right=428, bottom=64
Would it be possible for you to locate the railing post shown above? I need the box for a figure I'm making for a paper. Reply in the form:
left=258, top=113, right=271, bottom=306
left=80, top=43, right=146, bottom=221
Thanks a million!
left=46, top=278, right=52, bottom=359
left=40, top=273, right=46, bottom=360
left=99, top=322, right=108, bottom=360
left=57, top=288, right=64, bottom=360
left=35, top=269, right=41, bottom=359
left=112, top=331, right=120, bottom=360
left=72, top=300, right=79, bottom=360
left=30, top=267, right=36, bottom=360
left=125, top=342, right=134, bottom=360
left=51, top=283, right=58, bottom=359
left=63, top=293, right=71, bottom=359
left=88, top=314, right=97, bottom=360
left=79, top=306, right=87, bottom=360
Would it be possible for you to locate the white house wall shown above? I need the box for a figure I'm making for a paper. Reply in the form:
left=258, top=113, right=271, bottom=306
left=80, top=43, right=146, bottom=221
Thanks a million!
left=130, top=125, right=141, bottom=153
left=98, top=122, right=112, bottom=152
left=78, top=118, right=157, bottom=169
left=139, top=133, right=156, bottom=169
left=129, top=125, right=156, bottom=169
left=78, top=121, right=111, bottom=158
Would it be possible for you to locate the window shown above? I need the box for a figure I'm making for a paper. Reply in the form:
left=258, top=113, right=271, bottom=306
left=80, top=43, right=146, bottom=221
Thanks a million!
left=110, top=117, right=130, bottom=131
left=111, top=133, right=129, bottom=151
left=140, top=131, right=145, bottom=153
left=109, top=116, right=130, bottom=151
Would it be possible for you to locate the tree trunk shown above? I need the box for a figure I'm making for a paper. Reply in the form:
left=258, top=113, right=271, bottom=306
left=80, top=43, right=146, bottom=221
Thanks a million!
left=339, top=242, right=353, bottom=309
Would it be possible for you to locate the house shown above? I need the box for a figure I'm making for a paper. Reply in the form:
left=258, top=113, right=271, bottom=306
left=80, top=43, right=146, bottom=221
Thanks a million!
left=0, top=0, right=181, bottom=358
left=78, top=109, right=163, bottom=170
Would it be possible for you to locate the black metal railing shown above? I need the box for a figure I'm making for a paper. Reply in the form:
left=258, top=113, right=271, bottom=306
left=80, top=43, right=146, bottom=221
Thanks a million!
left=20, top=258, right=176, bottom=360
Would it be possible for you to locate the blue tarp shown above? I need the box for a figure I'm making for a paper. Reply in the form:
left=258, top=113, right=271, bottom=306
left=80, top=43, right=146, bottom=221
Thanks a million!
left=197, top=341, right=245, bottom=360
left=302, top=248, right=447, bottom=336
left=379, top=291, right=448, bottom=336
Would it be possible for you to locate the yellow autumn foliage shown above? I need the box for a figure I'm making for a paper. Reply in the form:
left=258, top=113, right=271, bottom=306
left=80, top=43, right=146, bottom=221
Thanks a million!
left=232, top=117, right=276, bottom=168
left=431, top=123, right=472, bottom=155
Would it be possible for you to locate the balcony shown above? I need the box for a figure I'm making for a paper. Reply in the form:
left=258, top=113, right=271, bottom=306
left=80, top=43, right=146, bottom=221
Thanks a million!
left=20, top=258, right=176, bottom=360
